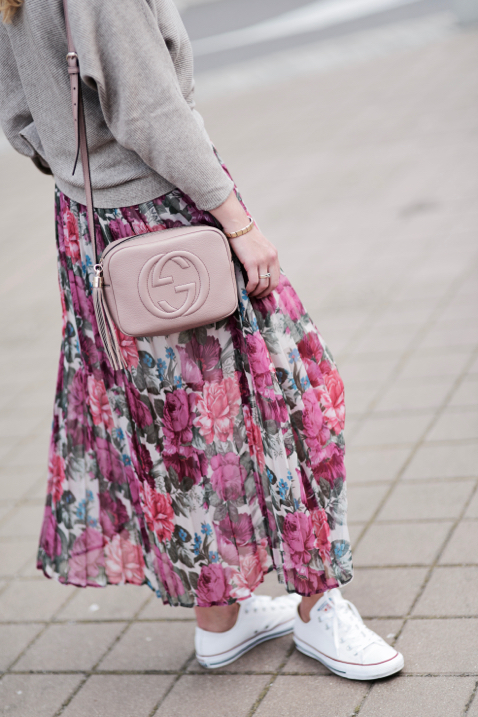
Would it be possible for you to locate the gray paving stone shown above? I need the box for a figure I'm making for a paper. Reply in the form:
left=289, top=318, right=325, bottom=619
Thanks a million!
left=341, top=382, right=375, bottom=416
left=156, top=675, right=270, bottom=717
left=0, top=416, right=48, bottom=440
left=353, top=522, right=452, bottom=567
left=254, top=675, right=367, bottom=717
left=377, top=480, right=475, bottom=521
left=137, top=595, right=196, bottom=621
left=464, top=491, right=478, bottom=518
left=0, top=468, right=45, bottom=502
left=360, top=676, right=476, bottom=717
left=419, top=320, right=478, bottom=349
left=468, top=692, right=478, bottom=717
left=0, top=439, right=21, bottom=465
left=439, top=298, right=478, bottom=323
left=4, top=439, right=51, bottom=469
left=427, top=407, right=478, bottom=442
left=61, top=675, right=175, bottom=717
left=281, top=648, right=330, bottom=675
left=374, top=301, right=436, bottom=328
left=0, top=504, right=44, bottom=538
left=413, top=567, right=478, bottom=617
left=18, top=554, right=44, bottom=578
left=0, top=623, right=44, bottom=671
left=340, top=356, right=399, bottom=384
left=346, top=483, right=390, bottom=523
left=343, top=416, right=360, bottom=444
left=348, top=522, right=365, bottom=549
left=353, top=324, right=418, bottom=355
left=402, top=442, right=478, bottom=480
left=397, top=348, right=472, bottom=380
left=98, top=621, right=195, bottom=672
left=364, top=619, right=404, bottom=646
left=345, top=447, right=411, bottom=484
left=449, top=375, right=478, bottom=407
left=0, top=540, right=38, bottom=578
left=374, top=377, right=454, bottom=412
left=15, top=622, right=125, bottom=672
left=468, top=355, right=478, bottom=374
left=56, top=584, right=152, bottom=622
left=0, top=578, right=76, bottom=622
left=0, top=505, right=11, bottom=522
left=439, top=520, right=478, bottom=564
left=350, top=412, right=433, bottom=448
left=0, top=674, right=82, bottom=717
left=341, top=567, right=427, bottom=617
left=395, top=619, right=478, bottom=674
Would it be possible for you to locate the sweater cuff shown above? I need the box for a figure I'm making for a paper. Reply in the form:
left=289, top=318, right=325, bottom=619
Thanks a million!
left=192, top=173, right=235, bottom=213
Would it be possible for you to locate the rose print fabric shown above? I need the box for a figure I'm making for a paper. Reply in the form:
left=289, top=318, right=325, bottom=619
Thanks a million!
left=37, top=167, right=353, bottom=607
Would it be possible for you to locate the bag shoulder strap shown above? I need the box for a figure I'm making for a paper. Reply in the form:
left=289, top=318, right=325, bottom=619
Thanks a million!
left=63, top=0, right=97, bottom=261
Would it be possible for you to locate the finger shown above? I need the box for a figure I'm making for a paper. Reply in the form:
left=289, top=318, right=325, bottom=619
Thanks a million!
left=255, top=262, right=279, bottom=298
left=245, top=265, right=260, bottom=295
left=268, top=261, right=281, bottom=293
left=249, top=268, right=270, bottom=297
left=254, top=278, right=272, bottom=299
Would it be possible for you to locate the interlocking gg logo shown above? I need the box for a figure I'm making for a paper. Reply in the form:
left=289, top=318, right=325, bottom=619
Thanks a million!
left=138, top=250, right=210, bottom=319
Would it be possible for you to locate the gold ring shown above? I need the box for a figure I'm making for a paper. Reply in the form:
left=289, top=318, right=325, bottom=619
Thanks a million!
left=259, top=272, right=271, bottom=279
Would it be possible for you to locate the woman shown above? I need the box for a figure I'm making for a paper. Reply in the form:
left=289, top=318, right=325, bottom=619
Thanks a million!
left=0, top=0, right=403, bottom=679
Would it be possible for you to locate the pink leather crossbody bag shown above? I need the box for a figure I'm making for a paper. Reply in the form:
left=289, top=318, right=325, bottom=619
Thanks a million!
left=63, top=0, right=238, bottom=370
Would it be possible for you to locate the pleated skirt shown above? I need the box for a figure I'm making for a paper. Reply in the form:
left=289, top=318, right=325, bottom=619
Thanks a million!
left=37, top=163, right=353, bottom=606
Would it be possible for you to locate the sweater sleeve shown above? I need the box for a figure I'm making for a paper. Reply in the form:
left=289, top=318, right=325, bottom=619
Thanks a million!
left=67, top=0, right=234, bottom=211
left=0, top=20, right=52, bottom=173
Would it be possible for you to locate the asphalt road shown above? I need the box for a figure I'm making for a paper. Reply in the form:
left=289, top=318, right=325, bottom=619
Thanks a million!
left=181, top=0, right=455, bottom=72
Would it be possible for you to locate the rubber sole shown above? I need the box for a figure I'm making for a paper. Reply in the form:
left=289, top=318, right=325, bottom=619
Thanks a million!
left=294, top=636, right=405, bottom=681
left=196, top=618, right=296, bottom=669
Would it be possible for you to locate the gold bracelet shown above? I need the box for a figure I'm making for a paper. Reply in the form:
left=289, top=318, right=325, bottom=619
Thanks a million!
left=224, top=218, right=254, bottom=239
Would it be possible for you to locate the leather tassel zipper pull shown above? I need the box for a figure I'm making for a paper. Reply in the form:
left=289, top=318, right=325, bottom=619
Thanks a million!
left=92, top=264, right=126, bottom=371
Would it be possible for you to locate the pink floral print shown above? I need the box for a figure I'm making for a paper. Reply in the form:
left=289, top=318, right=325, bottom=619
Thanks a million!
left=37, top=164, right=353, bottom=606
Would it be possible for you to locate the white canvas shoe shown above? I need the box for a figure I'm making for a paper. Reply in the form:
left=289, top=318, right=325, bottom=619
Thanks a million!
left=293, top=588, right=404, bottom=680
left=195, top=593, right=301, bottom=669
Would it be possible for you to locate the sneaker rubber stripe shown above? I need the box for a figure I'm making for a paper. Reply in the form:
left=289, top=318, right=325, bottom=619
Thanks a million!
left=197, top=617, right=294, bottom=659
left=294, top=636, right=399, bottom=667
left=196, top=620, right=294, bottom=665
left=197, top=624, right=295, bottom=668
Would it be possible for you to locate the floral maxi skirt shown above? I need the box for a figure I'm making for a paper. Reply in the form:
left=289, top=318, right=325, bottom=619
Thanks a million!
left=38, top=172, right=353, bottom=607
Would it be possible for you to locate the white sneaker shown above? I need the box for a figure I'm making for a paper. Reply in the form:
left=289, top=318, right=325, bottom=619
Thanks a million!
left=195, top=593, right=301, bottom=669
left=293, top=589, right=404, bottom=680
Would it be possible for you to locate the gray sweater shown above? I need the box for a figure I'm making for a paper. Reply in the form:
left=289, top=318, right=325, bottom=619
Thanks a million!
left=0, top=0, right=234, bottom=210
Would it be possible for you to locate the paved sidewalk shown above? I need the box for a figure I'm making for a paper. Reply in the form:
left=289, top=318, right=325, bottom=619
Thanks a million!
left=0, top=19, right=477, bottom=717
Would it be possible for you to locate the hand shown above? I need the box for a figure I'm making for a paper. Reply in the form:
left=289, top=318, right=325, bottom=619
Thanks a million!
left=229, top=226, right=280, bottom=298
left=209, top=190, right=280, bottom=299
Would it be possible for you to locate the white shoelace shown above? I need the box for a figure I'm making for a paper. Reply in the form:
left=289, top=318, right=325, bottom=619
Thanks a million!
left=317, top=591, right=381, bottom=658
left=243, top=594, right=294, bottom=614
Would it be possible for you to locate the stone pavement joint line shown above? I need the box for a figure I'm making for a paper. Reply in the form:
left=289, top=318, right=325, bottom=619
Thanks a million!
left=0, top=18, right=477, bottom=717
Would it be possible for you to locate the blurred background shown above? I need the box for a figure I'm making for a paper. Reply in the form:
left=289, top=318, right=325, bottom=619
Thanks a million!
left=0, top=1, right=477, bottom=715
